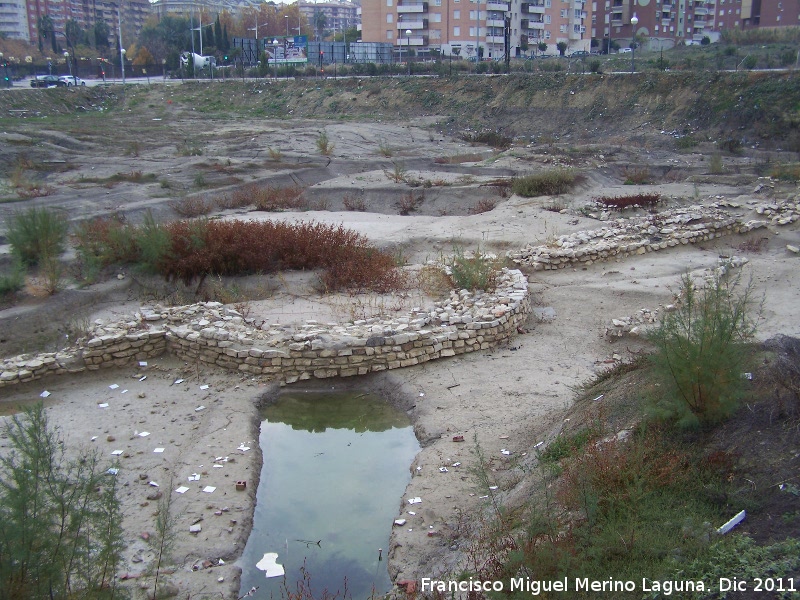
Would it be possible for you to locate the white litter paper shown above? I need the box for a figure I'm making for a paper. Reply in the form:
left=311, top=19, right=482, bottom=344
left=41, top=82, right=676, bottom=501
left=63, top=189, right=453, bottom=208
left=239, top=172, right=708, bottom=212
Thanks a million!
left=106, top=468, right=119, bottom=475
left=111, top=450, right=124, bottom=455
left=40, top=390, right=51, bottom=398
left=153, top=448, right=165, bottom=453
left=149, top=481, right=159, bottom=487
left=139, top=361, right=148, bottom=367
left=195, top=406, right=205, bottom=412
left=174, top=378, right=184, bottom=385
left=439, top=467, right=448, bottom=473
left=202, top=486, right=216, bottom=493
left=109, top=384, right=119, bottom=390
left=394, top=519, right=407, bottom=526
left=138, top=431, right=150, bottom=437
left=98, top=403, right=109, bottom=408
left=139, top=376, right=147, bottom=382
left=237, top=444, right=250, bottom=452
left=489, top=486, right=498, bottom=490
left=255, top=553, right=285, bottom=578
left=408, top=497, right=422, bottom=505
left=501, top=449, right=511, bottom=455
left=188, top=473, right=201, bottom=481
left=213, top=464, right=224, bottom=468
left=200, top=384, right=210, bottom=390
left=121, top=389, right=128, bottom=394
left=175, top=486, right=190, bottom=494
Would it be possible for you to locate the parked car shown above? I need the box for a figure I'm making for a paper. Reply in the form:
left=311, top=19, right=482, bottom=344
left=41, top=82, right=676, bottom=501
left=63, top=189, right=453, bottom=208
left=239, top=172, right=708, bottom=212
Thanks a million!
left=569, top=50, right=590, bottom=57
left=619, top=48, right=633, bottom=53
left=59, top=75, right=87, bottom=86
left=30, top=75, right=61, bottom=88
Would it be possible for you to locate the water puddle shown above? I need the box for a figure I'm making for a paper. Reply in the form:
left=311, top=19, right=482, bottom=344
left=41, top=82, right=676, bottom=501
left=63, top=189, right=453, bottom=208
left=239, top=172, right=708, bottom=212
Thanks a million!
left=238, top=390, right=419, bottom=600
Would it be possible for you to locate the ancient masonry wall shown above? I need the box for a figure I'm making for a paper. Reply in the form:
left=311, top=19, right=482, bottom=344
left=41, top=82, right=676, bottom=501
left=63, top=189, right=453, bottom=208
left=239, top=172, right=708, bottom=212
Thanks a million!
left=0, top=269, right=530, bottom=388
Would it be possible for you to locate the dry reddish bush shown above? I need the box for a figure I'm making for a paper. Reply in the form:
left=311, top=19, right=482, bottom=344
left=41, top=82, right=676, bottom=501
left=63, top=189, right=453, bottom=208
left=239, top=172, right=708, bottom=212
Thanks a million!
left=215, top=186, right=256, bottom=210
left=251, top=185, right=307, bottom=211
left=594, top=193, right=661, bottom=210
left=168, top=196, right=214, bottom=217
left=396, top=191, right=424, bottom=215
left=342, top=193, right=367, bottom=212
left=468, top=198, right=497, bottom=215
left=159, top=220, right=404, bottom=293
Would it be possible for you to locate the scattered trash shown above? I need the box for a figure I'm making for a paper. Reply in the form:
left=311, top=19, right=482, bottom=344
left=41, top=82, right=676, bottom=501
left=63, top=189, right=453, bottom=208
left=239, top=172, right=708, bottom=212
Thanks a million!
left=121, top=389, right=128, bottom=394
left=717, top=510, right=746, bottom=534
left=479, top=495, right=489, bottom=499
left=489, top=486, right=498, bottom=490
left=195, top=406, right=205, bottom=412
left=138, top=432, right=150, bottom=437
left=439, top=467, right=448, bottom=473
left=499, top=435, right=509, bottom=439
left=256, top=553, right=285, bottom=578
left=139, top=361, right=148, bottom=367
left=452, top=462, right=461, bottom=467
left=213, top=464, right=224, bottom=468
left=149, top=481, right=159, bottom=487
left=203, top=486, right=216, bottom=493
left=98, top=403, right=109, bottom=408
left=394, top=519, right=407, bottom=526
left=593, top=394, right=604, bottom=401
left=106, top=468, right=119, bottom=475
left=408, top=497, right=422, bottom=505
left=189, top=524, right=202, bottom=534
left=534, top=441, right=544, bottom=449
left=91, top=436, right=98, bottom=441
left=188, top=474, right=201, bottom=481
left=153, top=448, right=165, bottom=453
left=200, top=384, right=210, bottom=390
left=419, top=393, right=425, bottom=397
left=218, top=577, right=224, bottom=583
left=237, top=444, right=251, bottom=452
left=139, top=376, right=147, bottom=382
left=501, top=449, right=511, bottom=455
left=236, top=480, right=247, bottom=491
left=111, top=450, right=124, bottom=455
left=742, top=372, right=753, bottom=380
left=174, top=378, right=184, bottom=385
left=40, top=390, right=51, bottom=398
left=109, top=384, right=119, bottom=390
left=452, top=435, right=465, bottom=442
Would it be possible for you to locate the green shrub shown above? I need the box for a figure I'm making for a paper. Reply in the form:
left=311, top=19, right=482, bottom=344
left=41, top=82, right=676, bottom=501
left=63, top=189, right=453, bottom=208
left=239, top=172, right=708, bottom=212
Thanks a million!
left=446, top=246, right=499, bottom=291
left=136, top=210, right=172, bottom=273
left=6, top=207, right=68, bottom=267
left=0, top=258, right=25, bottom=298
left=648, top=273, right=759, bottom=427
left=316, top=130, right=334, bottom=156
left=511, top=169, right=576, bottom=197
left=0, top=403, right=124, bottom=599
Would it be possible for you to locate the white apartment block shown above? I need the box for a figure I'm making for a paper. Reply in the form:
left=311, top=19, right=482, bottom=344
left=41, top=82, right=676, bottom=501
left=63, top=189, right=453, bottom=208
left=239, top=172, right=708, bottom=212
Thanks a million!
left=0, top=0, right=28, bottom=40
left=360, top=0, right=591, bottom=57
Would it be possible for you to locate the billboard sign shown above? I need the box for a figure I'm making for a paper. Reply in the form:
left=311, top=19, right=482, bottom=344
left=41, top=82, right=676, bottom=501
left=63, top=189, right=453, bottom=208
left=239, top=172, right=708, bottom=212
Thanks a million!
left=267, top=36, right=308, bottom=64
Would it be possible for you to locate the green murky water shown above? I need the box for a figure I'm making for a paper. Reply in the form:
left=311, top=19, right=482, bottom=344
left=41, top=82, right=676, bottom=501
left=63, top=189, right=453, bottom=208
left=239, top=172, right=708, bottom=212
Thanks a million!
left=238, top=391, right=419, bottom=600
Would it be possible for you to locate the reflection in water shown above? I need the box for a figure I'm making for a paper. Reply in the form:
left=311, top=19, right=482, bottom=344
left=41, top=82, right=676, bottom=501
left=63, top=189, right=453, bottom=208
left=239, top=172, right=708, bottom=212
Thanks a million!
left=238, top=392, right=419, bottom=600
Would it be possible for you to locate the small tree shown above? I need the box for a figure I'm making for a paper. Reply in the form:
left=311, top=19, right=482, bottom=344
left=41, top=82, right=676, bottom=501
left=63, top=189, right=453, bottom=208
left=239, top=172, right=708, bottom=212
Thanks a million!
left=700, top=36, right=711, bottom=46
left=648, top=273, right=759, bottom=427
left=556, top=41, right=568, bottom=56
left=538, top=41, right=548, bottom=54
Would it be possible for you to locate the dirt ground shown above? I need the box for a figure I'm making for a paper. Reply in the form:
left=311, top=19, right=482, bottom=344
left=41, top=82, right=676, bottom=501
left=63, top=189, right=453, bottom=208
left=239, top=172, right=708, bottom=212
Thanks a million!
left=1, top=87, right=799, bottom=600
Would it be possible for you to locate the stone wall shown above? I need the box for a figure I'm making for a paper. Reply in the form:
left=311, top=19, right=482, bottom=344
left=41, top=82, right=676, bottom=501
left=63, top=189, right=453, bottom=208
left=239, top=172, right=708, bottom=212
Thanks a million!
left=0, top=269, right=530, bottom=389
left=508, top=203, right=777, bottom=270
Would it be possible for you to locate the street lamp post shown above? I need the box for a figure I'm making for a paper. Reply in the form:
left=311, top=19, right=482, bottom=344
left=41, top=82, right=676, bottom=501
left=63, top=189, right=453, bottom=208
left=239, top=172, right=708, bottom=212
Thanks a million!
left=285, top=15, right=289, bottom=37
left=273, top=39, right=279, bottom=79
left=120, top=48, right=126, bottom=84
left=630, top=13, right=638, bottom=73
left=406, top=29, right=412, bottom=75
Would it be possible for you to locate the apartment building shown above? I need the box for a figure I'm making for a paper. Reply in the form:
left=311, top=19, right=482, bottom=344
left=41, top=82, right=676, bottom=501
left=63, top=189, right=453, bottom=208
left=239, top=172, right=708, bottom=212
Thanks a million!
left=361, top=0, right=591, bottom=57
left=298, top=1, right=359, bottom=39
left=25, top=0, right=151, bottom=47
left=714, top=0, right=800, bottom=29
left=593, top=0, right=721, bottom=50
left=0, top=0, right=28, bottom=39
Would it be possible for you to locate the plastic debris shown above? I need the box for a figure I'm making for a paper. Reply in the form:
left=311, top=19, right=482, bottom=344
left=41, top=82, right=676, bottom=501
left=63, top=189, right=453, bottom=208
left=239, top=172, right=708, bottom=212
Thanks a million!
left=138, top=431, right=150, bottom=437
left=175, top=486, right=190, bottom=494
left=149, top=481, right=159, bottom=487
left=256, top=553, right=285, bottom=578
left=452, top=462, right=461, bottom=467
left=188, top=474, right=201, bottom=481
left=153, top=448, right=165, bottom=453
left=109, top=384, right=119, bottom=390
left=203, top=486, right=216, bottom=493
left=394, top=519, right=407, bottom=526
left=107, top=468, right=119, bottom=475
left=408, top=497, right=422, bottom=505
left=111, top=450, right=123, bottom=455
left=717, top=510, right=746, bottom=534
left=439, top=467, right=448, bottom=473
left=200, top=384, right=210, bottom=390
left=98, top=403, right=109, bottom=408
left=195, top=406, right=206, bottom=412
left=489, top=486, right=498, bottom=490
left=40, top=390, right=51, bottom=398
left=501, top=449, right=511, bottom=455
left=237, top=444, right=251, bottom=452
left=139, top=376, right=147, bottom=382
left=139, top=361, right=148, bottom=367
left=174, top=378, right=184, bottom=385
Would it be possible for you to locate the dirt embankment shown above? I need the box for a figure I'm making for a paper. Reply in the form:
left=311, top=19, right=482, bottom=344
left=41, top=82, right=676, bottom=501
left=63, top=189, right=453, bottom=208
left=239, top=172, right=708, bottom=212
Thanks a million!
left=4, top=71, right=800, bottom=149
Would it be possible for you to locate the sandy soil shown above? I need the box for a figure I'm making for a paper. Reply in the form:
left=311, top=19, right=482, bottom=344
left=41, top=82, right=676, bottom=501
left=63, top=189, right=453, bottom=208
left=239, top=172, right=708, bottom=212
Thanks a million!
left=1, top=117, right=799, bottom=600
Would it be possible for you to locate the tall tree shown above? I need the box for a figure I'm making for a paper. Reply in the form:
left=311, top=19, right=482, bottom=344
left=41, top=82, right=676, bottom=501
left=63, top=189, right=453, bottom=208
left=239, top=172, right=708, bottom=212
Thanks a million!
left=37, top=14, right=53, bottom=53
left=313, top=11, right=326, bottom=41
left=94, top=20, right=110, bottom=48
left=65, top=19, right=83, bottom=49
